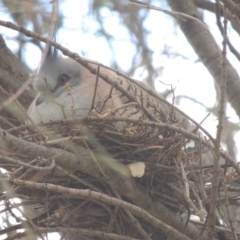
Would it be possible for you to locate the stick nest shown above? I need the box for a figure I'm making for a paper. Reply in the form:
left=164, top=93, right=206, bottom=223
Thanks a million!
left=0, top=104, right=239, bottom=240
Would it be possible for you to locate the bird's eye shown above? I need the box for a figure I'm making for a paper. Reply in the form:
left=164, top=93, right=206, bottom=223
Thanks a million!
left=57, top=74, right=70, bottom=87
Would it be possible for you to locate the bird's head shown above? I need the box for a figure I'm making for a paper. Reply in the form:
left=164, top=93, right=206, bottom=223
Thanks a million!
left=28, top=47, right=116, bottom=123
left=34, top=48, right=82, bottom=104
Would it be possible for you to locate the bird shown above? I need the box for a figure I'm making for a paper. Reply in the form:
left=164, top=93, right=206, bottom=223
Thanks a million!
left=27, top=48, right=191, bottom=130
left=29, top=47, right=223, bottom=180
left=27, top=47, right=198, bottom=181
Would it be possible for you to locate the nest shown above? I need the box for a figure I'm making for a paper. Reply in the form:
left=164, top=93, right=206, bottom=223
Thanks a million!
left=2, top=109, right=238, bottom=239
left=0, top=95, right=240, bottom=240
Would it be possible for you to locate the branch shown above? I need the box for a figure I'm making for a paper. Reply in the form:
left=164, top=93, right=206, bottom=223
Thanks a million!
left=164, top=0, right=240, bottom=119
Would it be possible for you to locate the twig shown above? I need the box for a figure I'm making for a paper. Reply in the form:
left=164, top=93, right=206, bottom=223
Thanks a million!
left=89, top=65, right=100, bottom=113
left=208, top=5, right=228, bottom=239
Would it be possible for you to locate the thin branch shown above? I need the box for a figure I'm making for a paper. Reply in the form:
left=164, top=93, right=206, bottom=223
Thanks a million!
left=208, top=5, right=228, bottom=239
